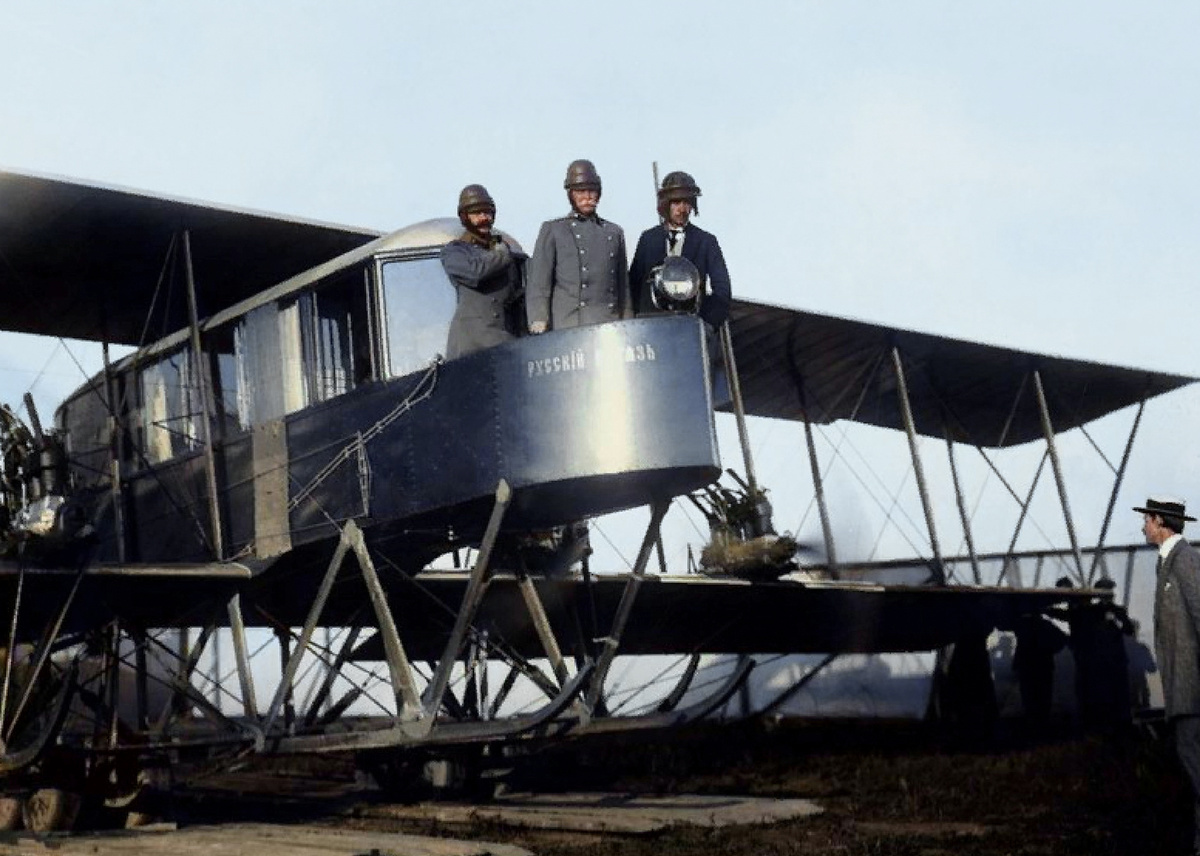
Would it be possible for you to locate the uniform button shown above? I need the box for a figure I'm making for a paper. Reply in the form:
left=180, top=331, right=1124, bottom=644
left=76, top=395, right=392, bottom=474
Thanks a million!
left=582, top=266, right=588, bottom=272
left=581, top=283, right=587, bottom=289
left=579, top=248, right=585, bottom=254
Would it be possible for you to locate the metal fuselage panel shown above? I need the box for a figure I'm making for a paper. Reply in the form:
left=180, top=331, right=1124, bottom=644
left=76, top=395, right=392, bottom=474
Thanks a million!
left=87, top=315, right=719, bottom=563
left=289, top=314, right=719, bottom=542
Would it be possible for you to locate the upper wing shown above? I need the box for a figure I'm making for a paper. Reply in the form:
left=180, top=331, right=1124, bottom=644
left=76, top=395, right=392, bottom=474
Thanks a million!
left=0, top=168, right=381, bottom=346
left=726, top=298, right=1195, bottom=447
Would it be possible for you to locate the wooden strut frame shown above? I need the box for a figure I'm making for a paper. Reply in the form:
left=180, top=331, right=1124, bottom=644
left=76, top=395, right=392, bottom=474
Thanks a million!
left=261, top=482, right=750, bottom=755
left=0, top=483, right=759, bottom=779
left=268, top=485, right=753, bottom=749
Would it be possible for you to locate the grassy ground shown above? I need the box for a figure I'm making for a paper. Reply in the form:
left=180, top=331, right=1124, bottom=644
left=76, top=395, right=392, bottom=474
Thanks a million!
left=404, top=719, right=1194, bottom=855
left=181, top=718, right=1199, bottom=855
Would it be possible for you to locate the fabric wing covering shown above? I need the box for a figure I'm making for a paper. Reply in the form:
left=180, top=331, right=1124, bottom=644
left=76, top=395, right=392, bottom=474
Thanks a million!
left=726, top=298, right=1195, bottom=448
left=0, top=168, right=379, bottom=346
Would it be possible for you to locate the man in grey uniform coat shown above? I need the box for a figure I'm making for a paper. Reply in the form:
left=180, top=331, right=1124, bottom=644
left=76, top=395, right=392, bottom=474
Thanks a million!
left=1139, top=496, right=1200, bottom=854
left=527, top=159, right=630, bottom=333
left=440, top=184, right=525, bottom=359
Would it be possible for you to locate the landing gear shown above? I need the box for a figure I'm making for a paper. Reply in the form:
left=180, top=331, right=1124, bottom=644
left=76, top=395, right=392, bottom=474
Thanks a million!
left=359, top=746, right=499, bottom=803
left=100, top=760, right=173, bottom=830
left=22, top=787, right=82, bottom=833
left=0, top=761, right=172, bottom=833
left=0, top=794, right=21, bottom=830
left=0, top=484, right=753, bottom=829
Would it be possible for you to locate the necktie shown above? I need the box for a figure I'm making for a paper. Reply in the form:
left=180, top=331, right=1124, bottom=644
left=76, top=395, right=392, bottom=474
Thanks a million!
left=668, top=230, right=681, bottom=253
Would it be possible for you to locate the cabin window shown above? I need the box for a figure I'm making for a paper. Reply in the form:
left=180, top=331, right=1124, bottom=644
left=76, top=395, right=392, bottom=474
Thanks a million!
left=302, top=273, right=370, bottom=402
left=55, top=379, right=122, bottom=489
left=210, top=325, right=244, bottom=437
left=138, top=348, right=203, bottom=463
left=379, top=257, right=456, bottom=378
left=231, top=302, right=306, bottom=426
left=228, top=271, right=371, bottom=428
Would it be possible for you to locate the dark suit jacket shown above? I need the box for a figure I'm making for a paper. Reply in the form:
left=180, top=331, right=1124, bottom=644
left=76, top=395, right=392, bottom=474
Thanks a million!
left=1154, top=537, right=1200, bottom=717
left=628, top=222, right=731, bottom=328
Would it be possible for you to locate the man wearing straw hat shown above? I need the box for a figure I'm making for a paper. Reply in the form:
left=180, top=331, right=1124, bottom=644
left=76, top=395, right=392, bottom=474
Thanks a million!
left=1137, top=496, right=1200, bottom=854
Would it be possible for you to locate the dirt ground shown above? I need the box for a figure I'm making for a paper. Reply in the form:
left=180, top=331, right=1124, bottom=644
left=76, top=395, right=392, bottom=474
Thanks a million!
left=179, top=718, right=1198, bottom=856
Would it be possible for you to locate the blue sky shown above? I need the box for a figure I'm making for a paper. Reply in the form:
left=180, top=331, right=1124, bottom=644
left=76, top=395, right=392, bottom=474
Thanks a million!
left=1, top=1, right=1198, bottom=567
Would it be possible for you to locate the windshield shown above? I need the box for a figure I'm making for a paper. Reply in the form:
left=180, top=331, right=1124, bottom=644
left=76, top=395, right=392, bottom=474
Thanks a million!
left=379, top=256, right=456, bottom=378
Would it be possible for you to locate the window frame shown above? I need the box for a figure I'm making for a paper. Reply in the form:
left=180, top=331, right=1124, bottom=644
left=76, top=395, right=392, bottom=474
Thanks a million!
left=373, top=249, right=457, bottom=380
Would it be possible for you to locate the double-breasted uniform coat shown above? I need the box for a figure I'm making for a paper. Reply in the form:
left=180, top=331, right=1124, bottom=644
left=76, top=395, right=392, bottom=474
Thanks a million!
left=440, top=234, right=525, bottom=359
left=526, top=212, right=630, bottom=330
left=628, top=222, right=732, bottom=328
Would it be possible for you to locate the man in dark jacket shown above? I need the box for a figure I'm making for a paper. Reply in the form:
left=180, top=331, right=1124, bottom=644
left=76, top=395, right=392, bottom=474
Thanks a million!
left=1138, top=496, right=1200, bottom=854
left=1011, top=612, right=1067, bottom=726
left=629, top=170, right=732, bottom=329
left=527, top=159, right=630, bottom=333
left=440, top=184, right=525, bottom=359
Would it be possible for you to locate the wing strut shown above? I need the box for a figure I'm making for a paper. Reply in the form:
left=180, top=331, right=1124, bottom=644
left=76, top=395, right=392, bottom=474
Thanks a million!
left=720, top=322, right=773, bottom=536
left=1088, top=392, right=1147, bottom=585
left=997, top=452, right=1048, bottom=586
left=4, top=563, right=86, bottom=744
left=800, top=400, right=839, bottom=577
left=1033, top=371, right=1086, bottom=584
left=517, top=575, right=571, bottom=688
left=183, top=231, right=225, bottom=561
left=226, top=593, right=258, bottom=719
left=585, top=499, right=670, bottom=711
left=423, top=481, right=513, bottom=720
left=892, top=347, right=945, bottom=584
left=945, top=434, right=982, bottom=584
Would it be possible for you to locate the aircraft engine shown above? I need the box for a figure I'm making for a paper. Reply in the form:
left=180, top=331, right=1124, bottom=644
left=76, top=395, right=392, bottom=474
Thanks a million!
left=0, top=404, right=87, bottom=556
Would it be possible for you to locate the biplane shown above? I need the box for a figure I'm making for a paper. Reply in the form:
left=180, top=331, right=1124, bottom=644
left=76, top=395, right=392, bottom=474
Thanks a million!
left=0, top=167, right=1189, bottom=830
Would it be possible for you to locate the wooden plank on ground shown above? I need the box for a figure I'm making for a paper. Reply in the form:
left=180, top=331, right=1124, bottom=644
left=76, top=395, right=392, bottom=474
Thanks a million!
left=359, top=792, right=824, bottom=834
left=0, top=823, right=532, bottom=856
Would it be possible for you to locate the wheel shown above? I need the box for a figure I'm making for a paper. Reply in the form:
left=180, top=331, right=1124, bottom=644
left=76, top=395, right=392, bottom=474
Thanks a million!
left=0, top=795, right=22, bottom=830
left=358, top=753, right=432, bottom=803
left=119, top=766, right=172, bottom=829
left=123, top=810, right=158, bottom=829
left=22, top=788, right=82, bottom=833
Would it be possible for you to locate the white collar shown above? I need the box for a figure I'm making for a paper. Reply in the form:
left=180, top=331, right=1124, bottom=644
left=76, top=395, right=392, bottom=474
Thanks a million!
left=1160, top=532, right=1183, bottom=559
